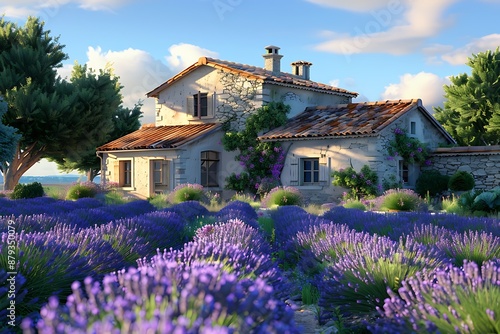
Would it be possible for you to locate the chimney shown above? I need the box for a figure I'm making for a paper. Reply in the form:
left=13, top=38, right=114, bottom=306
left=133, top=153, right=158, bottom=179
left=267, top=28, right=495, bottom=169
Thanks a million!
left=291, top=60, right=312, bottom=80
left=263, top=45, right=283, bottom=74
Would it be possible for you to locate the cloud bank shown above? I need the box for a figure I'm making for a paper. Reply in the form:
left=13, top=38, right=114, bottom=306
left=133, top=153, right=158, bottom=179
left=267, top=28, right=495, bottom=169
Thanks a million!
left=311, top=0, right=460, bottom=56
left=381, top=72, right=450, bottom=110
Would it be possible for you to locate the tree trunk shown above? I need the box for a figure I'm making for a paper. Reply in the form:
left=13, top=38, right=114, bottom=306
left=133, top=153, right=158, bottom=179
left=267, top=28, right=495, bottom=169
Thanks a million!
left=3, top=143, right=44, bottom=191
left=86, top=169, right=100, bottom=183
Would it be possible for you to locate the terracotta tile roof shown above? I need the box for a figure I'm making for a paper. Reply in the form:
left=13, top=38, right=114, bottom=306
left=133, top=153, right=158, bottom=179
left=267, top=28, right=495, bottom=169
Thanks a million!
left=259, top=99, right=422, bottom=141
left=147, top=57, right=358, bottom=98
left=97, top=123, right=221, bottom=151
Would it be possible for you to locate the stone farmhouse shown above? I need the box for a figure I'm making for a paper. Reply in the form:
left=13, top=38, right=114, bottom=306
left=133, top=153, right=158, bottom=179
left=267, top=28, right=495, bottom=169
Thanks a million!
left=97, top=46, right=455, bottom=201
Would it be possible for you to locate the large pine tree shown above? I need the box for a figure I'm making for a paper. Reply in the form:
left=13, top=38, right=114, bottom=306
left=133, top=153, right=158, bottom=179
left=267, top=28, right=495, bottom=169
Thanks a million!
left=434, top=48, right=500, bottom=146
left=0, top=17, right=122, bottom=190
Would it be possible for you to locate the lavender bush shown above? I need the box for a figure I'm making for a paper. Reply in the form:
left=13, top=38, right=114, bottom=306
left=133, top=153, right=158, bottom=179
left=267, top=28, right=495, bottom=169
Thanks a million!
left=25, top=259, right=299, bottom=333
left=372, top=261, right=500, bottom=333
left=0, top=231, right=91, bottom=319
left=318, top=236, right=449, bottom=323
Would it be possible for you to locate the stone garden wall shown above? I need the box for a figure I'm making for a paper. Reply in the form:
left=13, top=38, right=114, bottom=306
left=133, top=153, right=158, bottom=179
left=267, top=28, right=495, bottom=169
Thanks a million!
left=424, top=146, right=500, bottom=190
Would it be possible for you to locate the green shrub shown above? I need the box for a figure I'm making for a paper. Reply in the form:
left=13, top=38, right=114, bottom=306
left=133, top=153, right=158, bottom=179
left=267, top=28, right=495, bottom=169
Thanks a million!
left=471, top=187, right=500, bottom=213
left=66, top=182, right=98, bottom=200
left=149, top=193, right=170, bottom=209
left=170, top=183, right=205, bottom=204
left=415, top=170, right=450, bottom=197
left=378, top=189, right=422, bottom=211
left=342, top=200, right=366, bottom=211
left=441, top=196, right=467, bottom=215
left=448, top=170, right=475, bottom=191
left=261, top=186, right=303, bottom=208
left=332, top=165, right=378, bottom=199
left=10, top=182, right=44, bottom=199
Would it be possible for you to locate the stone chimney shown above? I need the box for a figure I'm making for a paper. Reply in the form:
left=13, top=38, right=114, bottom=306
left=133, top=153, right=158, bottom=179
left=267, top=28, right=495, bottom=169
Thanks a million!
left=263, top=45, right=283, bottom=74
left=291, top=60, right=312, bottom=80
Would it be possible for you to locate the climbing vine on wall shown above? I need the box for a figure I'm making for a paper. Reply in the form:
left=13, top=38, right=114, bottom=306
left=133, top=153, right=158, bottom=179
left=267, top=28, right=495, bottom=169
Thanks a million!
left=223, top=102, right=290, bottom=196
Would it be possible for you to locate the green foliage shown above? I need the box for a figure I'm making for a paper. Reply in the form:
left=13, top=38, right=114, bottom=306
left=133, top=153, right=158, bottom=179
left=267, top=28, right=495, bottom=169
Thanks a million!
left=415, top=169, right=450, bottom=197
left=434, top=48, right=500, bottom=146
left=332, top=165, right=379, bottom=199
left=386, top=127, right=431, bottom=165
left=448, top=170, right=475, bottom=191
left=261, top=186, right=303, bottom=208
left=65, top=182, right=98, bottom=200
left=10, top=182, right=44, bottom=199
left=302, top=282, right=320, bottom=305
left=258, top=216, right=275, bottom=242
left=0, top=17, right=124, bottom=189
left=342, top=200, right=367, bottom=211
left=223, top=102, right=290, bottom=194
left=104, top=190, right=129, bottom=205
left=170, top=183, right=205, bottom=204
left=442, top=195, right=467, bottom=215
left=472, top=187, right=500, bottom=213
left=148, top=193, right=170, bottom=209
left=0, top=99, right=20, bottom=170
left=378, top=189, right=422, bottom=211
left=54, top=103, right=143, bottom=181
left=382, top=174, right=402, bottom=191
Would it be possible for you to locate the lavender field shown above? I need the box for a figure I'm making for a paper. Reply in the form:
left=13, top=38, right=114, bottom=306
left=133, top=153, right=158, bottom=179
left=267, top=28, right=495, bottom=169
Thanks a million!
left=1, top=196, right=500, bottom=333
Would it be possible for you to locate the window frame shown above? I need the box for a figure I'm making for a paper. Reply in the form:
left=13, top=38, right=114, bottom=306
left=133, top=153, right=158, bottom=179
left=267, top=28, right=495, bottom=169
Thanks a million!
left=193, top=92, right=208, bottom=118
left=119, top=160, right=132, bottom=187
left=302, top=158, right=320, bottom=184
left=201, top=150, right=219, bottom=187
left=399, top=160, right=409, bottom=185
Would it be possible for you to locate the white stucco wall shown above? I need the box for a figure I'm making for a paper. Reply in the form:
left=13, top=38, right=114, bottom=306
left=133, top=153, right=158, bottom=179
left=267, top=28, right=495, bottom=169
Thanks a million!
left=276, top=106, right=453, bottom=202
left=100, top=130, right=243, bottom=198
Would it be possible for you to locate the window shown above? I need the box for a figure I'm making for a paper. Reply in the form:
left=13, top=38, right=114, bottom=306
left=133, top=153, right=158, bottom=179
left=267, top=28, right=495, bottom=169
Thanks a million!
left=201, top=151, right=219, bottom=187
left=302, top=158, right=319, bottom=184
left=187, top=92, right=214, bottom=119
left=119, top=160, right=132, bottom=187
left=410, top=121, right=416, bottom=135
left=152, top=160, right=168, bottom=185
left=399, top=160, right=409, bottom=185
left=193, top=92, right=208, bottom=117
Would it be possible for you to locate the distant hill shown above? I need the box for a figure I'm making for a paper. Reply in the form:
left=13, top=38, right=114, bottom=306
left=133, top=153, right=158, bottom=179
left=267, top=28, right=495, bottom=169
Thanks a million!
left=0, top=174, right=95, bottom=186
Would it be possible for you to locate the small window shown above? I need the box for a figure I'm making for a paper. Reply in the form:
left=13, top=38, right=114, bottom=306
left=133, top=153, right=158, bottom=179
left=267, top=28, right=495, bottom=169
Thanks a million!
left=302, top=158, right=319, bottom=184
left=201, top=151, right=219, bottom=187
left=119, top=160, right=132, bottom=187
left=152, top=160, right=168, bottom=185
left=399, top=160, right=409, bottom=185
left=193, top=92, right=208, bottom=117
left=410, top=121, right=416, bottom=135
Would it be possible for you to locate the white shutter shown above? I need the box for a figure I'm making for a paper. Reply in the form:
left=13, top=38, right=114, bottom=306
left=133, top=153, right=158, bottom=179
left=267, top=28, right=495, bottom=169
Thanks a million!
left=186, top=96, right=194, bottom=116
left=289, top=156, right=299, bottom=185
left=208, top=92, right=216, bottom=117
left=319, top=157, right=329, bottom=182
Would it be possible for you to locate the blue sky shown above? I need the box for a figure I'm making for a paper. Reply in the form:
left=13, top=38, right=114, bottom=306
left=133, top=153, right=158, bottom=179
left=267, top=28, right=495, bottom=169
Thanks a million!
left=2, top=0, right=499, bottom=176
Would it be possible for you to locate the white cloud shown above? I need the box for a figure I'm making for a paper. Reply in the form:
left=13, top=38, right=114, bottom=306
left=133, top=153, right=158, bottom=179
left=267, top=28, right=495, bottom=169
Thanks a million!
left=165, top=43, right=219, bottom=72
left=381, top=72, right=450, bottom=110
left=313, top=0, right=459, bottom=55
left=81, top=46, right=172, bottom=124
left=441, top=34, right=500, bottom=65
left=56, top=44, right=218, bottom=125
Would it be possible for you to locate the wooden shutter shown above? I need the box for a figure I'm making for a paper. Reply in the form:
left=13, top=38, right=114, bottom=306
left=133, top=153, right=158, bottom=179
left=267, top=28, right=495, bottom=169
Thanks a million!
left=207, top=93, right=215, bottom=117
left=289, top=156, right=299, bottom=185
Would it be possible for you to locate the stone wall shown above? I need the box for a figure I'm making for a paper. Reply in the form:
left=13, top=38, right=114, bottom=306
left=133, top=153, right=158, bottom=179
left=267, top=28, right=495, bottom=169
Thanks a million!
left=424, top=146, right=500, bottom=190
